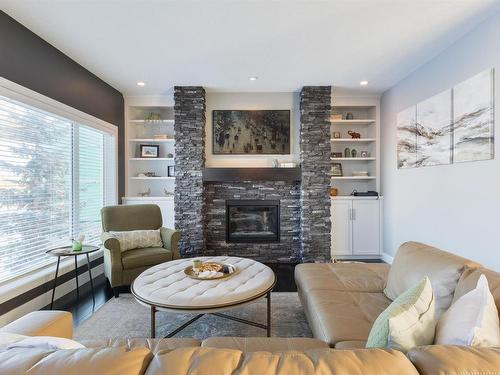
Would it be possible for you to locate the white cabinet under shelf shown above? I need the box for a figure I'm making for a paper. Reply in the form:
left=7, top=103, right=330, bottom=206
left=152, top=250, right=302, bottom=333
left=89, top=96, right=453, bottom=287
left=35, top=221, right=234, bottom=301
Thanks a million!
left=331, top=197, right=382, bottom=259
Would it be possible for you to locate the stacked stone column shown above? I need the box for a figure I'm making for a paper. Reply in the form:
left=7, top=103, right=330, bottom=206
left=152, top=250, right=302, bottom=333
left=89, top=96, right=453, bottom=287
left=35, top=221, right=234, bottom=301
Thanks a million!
left=299, top=86, right=332, bottom=262
left=174, top=86, right=206, bottom=256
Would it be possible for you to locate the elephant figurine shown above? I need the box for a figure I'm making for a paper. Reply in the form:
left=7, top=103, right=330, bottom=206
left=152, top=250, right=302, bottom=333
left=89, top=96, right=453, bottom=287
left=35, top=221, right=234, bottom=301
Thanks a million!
left=348, top=130, right=361, bottom=139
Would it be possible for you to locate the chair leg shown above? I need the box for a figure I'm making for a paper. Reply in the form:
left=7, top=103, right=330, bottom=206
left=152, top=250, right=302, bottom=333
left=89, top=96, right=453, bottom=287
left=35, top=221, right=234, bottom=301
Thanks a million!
left=113, top=287, right=120, bottom=298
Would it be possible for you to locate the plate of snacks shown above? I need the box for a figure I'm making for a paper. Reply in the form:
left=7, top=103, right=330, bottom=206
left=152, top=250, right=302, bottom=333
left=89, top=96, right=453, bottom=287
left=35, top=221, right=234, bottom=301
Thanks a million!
left=184, top=261, right=238, bottom=280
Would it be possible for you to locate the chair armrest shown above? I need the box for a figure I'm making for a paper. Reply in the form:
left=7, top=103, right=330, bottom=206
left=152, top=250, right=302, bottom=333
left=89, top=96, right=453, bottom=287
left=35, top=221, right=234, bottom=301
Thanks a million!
left=101, top=232, right=121, bottom=255
left=101, top=232, right=123, bottom=287
left=0, top=311, right=73, bottom=339
left=160, top=227, right=181, bottom=259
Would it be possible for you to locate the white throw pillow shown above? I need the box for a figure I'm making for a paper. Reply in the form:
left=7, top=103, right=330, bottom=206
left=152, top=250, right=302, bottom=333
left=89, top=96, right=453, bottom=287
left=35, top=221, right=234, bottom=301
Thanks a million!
left=435, top=274, right=500, bottom=347
left=110, top=229, right=163, bottom=252
left=5, top=336, right=85, bottom=350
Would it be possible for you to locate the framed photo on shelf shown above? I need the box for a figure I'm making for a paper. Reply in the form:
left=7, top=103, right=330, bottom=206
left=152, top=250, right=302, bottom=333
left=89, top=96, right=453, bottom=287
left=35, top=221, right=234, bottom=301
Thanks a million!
left=331, top=163, right=343, bottom=177
left=140, top=144, right=159, bottom=158
left=333, top=131, right=341, bottom=139
left=360, top=151, right=369, bottom=158
left=168, top=165, right=175, bottom=177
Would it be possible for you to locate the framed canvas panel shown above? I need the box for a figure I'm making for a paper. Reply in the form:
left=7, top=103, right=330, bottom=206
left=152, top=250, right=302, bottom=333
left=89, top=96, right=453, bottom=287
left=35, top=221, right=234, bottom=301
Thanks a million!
left=213, top=110, right=290, bottom=154
left=453, top=68, right=495, bottom=163
left=397, top=105, right=417, bottom=169
left=416, top=89, right=452, bottom=167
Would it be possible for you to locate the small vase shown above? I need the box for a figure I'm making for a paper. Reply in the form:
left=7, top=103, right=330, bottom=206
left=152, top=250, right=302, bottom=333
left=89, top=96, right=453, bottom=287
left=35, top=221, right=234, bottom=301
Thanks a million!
left=72, top=241, right=82, bottom=252
left=344, top=147, right=351, bottom=158
left=351, top=149, right=357, bottom=158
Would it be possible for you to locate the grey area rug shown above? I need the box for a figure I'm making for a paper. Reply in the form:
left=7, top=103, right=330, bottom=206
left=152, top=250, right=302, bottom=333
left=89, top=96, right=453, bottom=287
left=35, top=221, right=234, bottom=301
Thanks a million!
left=74, top=292, right=312, bottom=340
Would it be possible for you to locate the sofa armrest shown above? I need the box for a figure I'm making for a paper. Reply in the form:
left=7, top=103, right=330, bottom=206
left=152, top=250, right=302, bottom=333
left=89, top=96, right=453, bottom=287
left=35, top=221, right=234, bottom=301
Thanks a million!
left=0, top=311, right=73, bottom=338
left=407, top=345, right=500, bottom=375
left=160, top=227, right=181, bottom=259
left=101, top=232, right=123, bottom=287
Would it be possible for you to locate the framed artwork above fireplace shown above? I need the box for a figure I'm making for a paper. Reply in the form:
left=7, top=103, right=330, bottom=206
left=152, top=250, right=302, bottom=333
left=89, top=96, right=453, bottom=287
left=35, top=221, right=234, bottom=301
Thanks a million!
left=213, top=110, right=290, bottom=154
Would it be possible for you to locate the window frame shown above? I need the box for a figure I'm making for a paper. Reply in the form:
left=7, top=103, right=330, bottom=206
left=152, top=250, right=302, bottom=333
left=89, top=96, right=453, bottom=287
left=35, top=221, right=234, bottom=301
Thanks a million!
left=0, top=77, right=118, bottom=285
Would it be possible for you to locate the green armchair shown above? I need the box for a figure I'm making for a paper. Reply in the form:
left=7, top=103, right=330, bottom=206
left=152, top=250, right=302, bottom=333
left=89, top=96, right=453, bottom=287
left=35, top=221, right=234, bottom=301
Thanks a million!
left=100, top=204, right=181, bottom=297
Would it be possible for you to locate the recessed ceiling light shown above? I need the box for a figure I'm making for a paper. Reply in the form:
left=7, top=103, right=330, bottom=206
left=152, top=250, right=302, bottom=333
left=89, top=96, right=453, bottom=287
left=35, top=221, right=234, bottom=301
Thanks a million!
left=137, top=81, right=146, bottom=87
left=360, top=80, right=369, bottom=86
left=249, top=76, right=258, bottom=81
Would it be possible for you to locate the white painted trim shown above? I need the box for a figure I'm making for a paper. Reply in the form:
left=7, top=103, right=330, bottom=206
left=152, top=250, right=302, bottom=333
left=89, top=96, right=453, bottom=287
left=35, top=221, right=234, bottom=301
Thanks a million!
left=381, top=252, right=394, bottom=264
left=0, top=77, right=118, bottom=135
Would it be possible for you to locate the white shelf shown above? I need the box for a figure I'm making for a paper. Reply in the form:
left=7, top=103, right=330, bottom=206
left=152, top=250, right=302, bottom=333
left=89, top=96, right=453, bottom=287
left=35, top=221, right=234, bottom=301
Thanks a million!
left=331, top=176, right=376, bottom=180
left=129, top=138, right=174, bottom=142
left=129, top=158, right=174, bottom=161
left=331, top=157, right=376, bottom=161
left=129, top=177, right=175, bottom=180
left=129, top=119, right=174, bottom=124
left=330, top=138, right=376, bottom=142
left=331, top=119, right=375, bottom=125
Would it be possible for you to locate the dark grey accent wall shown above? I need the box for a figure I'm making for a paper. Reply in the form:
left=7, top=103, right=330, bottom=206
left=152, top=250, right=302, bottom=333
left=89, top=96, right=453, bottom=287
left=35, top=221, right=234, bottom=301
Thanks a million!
left=299, top=86, right=332, bottom=262
left=0, top=11, right=125, bottom=198
left=204, top=181, right=301, bottom=262
left=174, top=86, right=206, bottom=256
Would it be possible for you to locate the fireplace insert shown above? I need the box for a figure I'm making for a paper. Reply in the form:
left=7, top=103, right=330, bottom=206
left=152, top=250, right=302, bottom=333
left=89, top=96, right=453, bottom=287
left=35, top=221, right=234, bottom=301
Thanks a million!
left=226, top=200, right=280, bottom=243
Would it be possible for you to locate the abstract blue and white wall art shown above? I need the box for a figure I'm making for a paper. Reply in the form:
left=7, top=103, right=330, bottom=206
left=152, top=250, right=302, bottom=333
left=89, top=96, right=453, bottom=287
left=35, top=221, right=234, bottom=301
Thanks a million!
left=453, top=69, right=494, bottom=163
left=396, top=68, right=494, bottom=169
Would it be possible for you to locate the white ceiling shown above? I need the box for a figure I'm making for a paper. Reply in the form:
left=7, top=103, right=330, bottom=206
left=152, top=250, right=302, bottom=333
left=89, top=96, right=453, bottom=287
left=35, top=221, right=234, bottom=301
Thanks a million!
left=2, top=0, right=500, bottom=96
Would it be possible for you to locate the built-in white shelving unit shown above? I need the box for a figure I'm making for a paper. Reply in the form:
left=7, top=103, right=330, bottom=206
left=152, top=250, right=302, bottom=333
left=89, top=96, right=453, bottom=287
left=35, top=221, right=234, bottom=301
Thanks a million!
left=330, top=100, right=380, bottom=196
left=123, top=97, right=176, bottom=228
left=329, top=93, right=382, bottom=259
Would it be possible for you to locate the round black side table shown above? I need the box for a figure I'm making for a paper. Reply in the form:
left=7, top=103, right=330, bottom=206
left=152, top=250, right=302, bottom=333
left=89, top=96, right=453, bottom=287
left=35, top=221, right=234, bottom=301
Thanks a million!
left=46, top=245, right=100, bottom=309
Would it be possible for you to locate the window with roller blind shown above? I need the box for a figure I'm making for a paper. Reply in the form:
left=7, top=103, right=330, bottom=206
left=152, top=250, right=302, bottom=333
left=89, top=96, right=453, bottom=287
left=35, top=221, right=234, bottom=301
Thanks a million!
left=0, top=94, right=117, bottom=283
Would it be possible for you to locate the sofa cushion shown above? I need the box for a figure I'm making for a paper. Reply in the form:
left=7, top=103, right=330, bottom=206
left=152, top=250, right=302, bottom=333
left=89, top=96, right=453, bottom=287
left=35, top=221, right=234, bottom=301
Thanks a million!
left=0, top=347, right=152, bottom=375
left=384, top=241, right=480, bottom=317
left=299, top=289, right=391, bottom=345
left=110, top=230, right=163, bottom=252
left=453, top=267, right=500, bottom=314
left=407, top=345, right=500, bottom=375
left=0, top=311, right=72, bottom=339
left=146, top=347, right=419, bottom=375
left=201, top=337, right=329, bottom=352
left=80, top=338, right=200, bottom=354
left=121, top=247, right=173, bottom=269
left=295, top=262, right=390, bottom=293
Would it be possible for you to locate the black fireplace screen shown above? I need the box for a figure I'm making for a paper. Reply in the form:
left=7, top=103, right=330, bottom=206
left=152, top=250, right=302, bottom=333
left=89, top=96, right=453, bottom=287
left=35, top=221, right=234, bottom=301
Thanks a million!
left=226, top=200, right=280, bottom=243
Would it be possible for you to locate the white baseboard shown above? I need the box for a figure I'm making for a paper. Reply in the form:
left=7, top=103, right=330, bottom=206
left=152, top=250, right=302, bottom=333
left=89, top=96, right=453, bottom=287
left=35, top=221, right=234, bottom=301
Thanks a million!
left=381, top=252, right=394, bottom=264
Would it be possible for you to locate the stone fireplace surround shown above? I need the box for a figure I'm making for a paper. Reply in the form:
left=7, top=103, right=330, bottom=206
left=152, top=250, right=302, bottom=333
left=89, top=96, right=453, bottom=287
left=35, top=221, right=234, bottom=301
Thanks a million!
left=174, top=86, right=332, bottom=263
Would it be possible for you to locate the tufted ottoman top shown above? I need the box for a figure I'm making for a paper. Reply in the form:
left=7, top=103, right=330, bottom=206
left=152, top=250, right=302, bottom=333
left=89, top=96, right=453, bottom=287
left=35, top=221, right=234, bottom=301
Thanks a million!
left=131, top=256, right=276, bottom=310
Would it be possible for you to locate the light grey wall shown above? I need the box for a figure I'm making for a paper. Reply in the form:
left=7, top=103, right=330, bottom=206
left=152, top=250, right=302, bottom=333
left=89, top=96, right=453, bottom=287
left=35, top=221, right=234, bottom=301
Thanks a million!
left=380, top=11, right=500, bottom=270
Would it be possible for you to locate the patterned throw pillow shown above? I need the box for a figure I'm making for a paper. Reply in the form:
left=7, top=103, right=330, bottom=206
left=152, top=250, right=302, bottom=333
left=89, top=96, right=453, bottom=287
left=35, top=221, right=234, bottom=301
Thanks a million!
left=110, top=230, right=163, bottom=252
left=366, top=277, right=436, bottom=352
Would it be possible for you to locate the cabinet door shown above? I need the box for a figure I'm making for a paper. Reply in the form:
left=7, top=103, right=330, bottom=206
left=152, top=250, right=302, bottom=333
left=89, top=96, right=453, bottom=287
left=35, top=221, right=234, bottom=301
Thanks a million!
left=352, top=200, right=380, bottom=255
left=331, top=200, right=352, bottom=256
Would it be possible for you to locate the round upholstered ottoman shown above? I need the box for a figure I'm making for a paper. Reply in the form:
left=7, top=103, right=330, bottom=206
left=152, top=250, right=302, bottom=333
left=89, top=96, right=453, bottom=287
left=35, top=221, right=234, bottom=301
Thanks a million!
left=131, top=256, right=276, bottom=338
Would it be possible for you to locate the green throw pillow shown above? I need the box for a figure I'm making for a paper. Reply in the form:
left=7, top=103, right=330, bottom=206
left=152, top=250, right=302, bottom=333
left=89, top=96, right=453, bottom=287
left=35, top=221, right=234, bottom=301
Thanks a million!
left=366, top=276, right=436, bottom=352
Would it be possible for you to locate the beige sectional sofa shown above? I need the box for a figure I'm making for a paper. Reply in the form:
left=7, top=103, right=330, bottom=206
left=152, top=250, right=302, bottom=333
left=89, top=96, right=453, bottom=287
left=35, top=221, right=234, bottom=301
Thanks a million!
left=2, top=240, right=500, bottom=374
left=295, top=241, right=490, bottom=349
